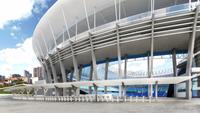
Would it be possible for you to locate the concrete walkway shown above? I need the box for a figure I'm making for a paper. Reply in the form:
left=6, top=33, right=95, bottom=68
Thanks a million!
left=0, top=98, right=200, bottom=113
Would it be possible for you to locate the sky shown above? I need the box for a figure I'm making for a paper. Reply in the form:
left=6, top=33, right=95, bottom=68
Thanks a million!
left=0, top=0, right=183, bottom=78
left=0, top=0, right=56, bottom=77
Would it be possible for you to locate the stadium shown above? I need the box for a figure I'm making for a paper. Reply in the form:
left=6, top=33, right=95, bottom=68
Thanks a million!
left=9, top=0, right=200, bottom=102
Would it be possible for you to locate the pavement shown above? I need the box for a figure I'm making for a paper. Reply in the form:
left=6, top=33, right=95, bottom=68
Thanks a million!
left=0, top=98, right=200, bottom=113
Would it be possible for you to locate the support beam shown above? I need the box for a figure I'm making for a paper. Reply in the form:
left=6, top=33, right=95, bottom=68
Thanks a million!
left=70, top=43, right=79, bottom=81
left=148, top=13, right=155, bottom=98
left=89, top=63, right=93, bottom=94
left=89, top=33, right=98, bottom=80
left=83, top=0, right=90, bottom=31
left=122, top=82, right=126, bottom=99
left=116, top=24, right=123, bottom=97
left=172, top=49, right=177, bottom=97
left=34, top=89, right=39, bottom=96
left=155, top=81, right=158, bottom=100
left=43, top=60, right=52, bottom=83
left=39, top=32, right=58, bottom=83
left=46, top=19, right=66, bottom=85
left=93, top=83, right=98, bottom=102
left=48, top=55, right=58, bottom=83
left=104, top=58, right=109, bottom=94
left=70, top=42, right=80, bottom=96
left=70, top=69, right=74, bottom=82
left=79, top=65, right=83, bottom=81
left=124, top=55, right=128, bottom=79
left=43, top=88, right=48, bottom=96
left=71, top=85, right=77, bottom=96
left=34, top=44, right=52, bottom=83
left=186, top=5, right=200, bottom=100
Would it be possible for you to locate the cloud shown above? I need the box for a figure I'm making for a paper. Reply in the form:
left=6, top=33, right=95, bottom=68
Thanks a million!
left=11, top=25, right=21, bottom=31
left=33, top=0, right=49, bottom=14
left=0, top=0, right=49, bottom=29
left=0, top=37, right=40, bottom=76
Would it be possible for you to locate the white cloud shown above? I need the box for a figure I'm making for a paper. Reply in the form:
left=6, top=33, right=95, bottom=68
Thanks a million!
left=33, top=0, right=49, bottom=14
left=0, top=37, right=40, bottom=76
left=10, top=32, right=15, bottom=37
left=11, top=25, right=21, bottom=31
left=0, top=0, right=49, bottom=29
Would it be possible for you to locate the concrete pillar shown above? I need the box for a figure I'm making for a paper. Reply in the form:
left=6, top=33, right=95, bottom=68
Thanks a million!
left=148, top=13, right=155, bottom=98
left=186, top=5, right=200, bottom=100
left=79, top=65, right=83, bottom=81
left=44, top=60, right=53, bottom=83
left=155, top=81, right=158, bottom=100
left=147, top=53, right=153, bottom=98
left=48, top=56, right=58, bottom=83
left=116, top=24, right=123, bottom=97
left=74, top=65, right=82, bottom=96
left=34, top=89, right=39, bottom=96
left=43, top=88, right=48, bottom=96
left=89, top=33, right=98, bottom=80
left=194, top=37, right=200, bottom=97
left=71, top=85, right=77, bottom=96
left=124, top=55, right=128, bottom=79
left=89, top=63, right=93, bottom=94
left=172, top=49, right=177, bottom=97
left=93, top=84, right=98, bottom=102
left=70, top=69, right=74, bottom=82
left=122, top=82, right=126, bottom=100
left=104, top=58, right=109, bottom=94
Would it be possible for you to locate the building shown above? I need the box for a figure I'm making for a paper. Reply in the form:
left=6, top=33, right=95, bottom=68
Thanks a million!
left=11, top=74, right=21, bottom=78
left=0, top=75, right=5, bottom=82
left=24, top=70, right=32, bottom=78
left=33, top=67, right=44, bottom=80
left=30, top=0, right=200, bottom=99
left=24, top=70, right=32, bottom=84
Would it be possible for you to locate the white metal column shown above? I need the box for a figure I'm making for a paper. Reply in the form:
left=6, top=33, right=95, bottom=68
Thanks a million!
left=186, top=5, right=200, bottom=100
left=116, top=24, right=123, bottom=97
left=155, top=81, right=158, bottom=100
left=148, top=12, right=155, bottom=98
left=172, top=49, right=177, bottom=97
left=89, top=63, right=93, bottom=94
left=124, top=55, right=128, bottom=79
left=104, top=58, right=109, bottom=94
left=89, top=33, right=98, bottom=80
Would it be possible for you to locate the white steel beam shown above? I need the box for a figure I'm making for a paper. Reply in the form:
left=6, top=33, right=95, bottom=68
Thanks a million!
left=148, top=13, right=155, bottom=98
left=70, top=43, right=79, bottom=81
left=172, top=49, right=177, bottom=97
left=186, top=5, right=200, bottom=100
left=124, top=55, right=128, bottom=79
left=89, top=63, right=93, bottom=94
left=35, top=37, right=53, bottom=83
left=46, top=19, right=67, bottom=84
left=104, top=58, right=109, bottom=94
left=83, top=0, right=90, bottom=31
left=89, top=33, right=98, bottom=80
left=40, top=32, right=58, bottom=83
left=116, top=24, right=123, bottom=97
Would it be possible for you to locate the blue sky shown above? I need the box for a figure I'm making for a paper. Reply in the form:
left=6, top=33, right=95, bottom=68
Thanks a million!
left=0, top=0, right=56, bottom=77
left=0, top=0, right=178, bottom=78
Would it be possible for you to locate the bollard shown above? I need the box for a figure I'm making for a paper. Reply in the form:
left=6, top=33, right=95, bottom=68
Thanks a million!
left=117, top=96, right=119, bottom=102
left=142, top=96, right=145, bottom=102
left=135, top=96, right=138, bottom=102
left=149, top=96, right=152, bottom=103
left=130, top=96, right=133, bottom=102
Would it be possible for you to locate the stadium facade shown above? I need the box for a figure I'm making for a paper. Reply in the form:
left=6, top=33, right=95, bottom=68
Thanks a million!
left=28, top=0, right=200, bottom=100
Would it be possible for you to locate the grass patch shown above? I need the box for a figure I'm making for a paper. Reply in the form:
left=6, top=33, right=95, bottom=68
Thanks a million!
left=0, top=89, right=11, bottom=94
